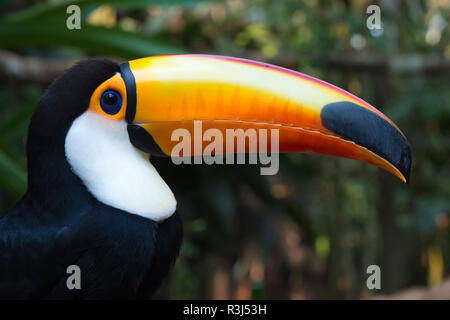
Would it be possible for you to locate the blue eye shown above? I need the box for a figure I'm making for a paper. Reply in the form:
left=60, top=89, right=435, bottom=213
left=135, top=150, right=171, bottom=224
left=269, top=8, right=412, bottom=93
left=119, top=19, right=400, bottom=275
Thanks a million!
left=100, top=90, right=122, bottom=115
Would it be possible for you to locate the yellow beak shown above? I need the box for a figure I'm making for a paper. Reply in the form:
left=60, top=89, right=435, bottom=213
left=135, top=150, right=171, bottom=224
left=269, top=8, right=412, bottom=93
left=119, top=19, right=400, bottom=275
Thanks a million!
left=120, top=54, right=411, bottom=183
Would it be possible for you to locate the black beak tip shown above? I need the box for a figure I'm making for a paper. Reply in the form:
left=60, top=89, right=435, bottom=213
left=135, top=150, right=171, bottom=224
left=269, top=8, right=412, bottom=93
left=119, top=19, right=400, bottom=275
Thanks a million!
left=321, top=101, right=412, bottom=184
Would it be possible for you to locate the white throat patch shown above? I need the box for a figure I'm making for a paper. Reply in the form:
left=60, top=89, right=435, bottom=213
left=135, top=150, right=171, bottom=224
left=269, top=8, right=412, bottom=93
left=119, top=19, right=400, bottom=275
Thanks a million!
left=65, top=111, right=177, bottom=222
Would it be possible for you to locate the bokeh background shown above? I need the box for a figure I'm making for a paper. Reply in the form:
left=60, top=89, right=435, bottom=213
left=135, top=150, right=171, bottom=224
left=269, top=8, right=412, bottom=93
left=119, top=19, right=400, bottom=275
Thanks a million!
left=0, top=0, right=449, bottom=299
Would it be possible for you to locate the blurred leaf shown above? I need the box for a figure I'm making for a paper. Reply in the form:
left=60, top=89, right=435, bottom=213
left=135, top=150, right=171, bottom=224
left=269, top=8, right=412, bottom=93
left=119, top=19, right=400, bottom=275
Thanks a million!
left=116, top=0, right=219, bottom=9
left=0, top=149, right=26, bottom=198
left=4, top=0, right=220, bottom=23
left=0, top=23, right=186, bottom=58
left=0, top=104, right=34, bottom=143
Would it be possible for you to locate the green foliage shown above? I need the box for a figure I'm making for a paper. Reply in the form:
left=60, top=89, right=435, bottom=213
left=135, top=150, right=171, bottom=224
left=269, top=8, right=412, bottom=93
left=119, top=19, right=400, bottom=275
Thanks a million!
left=0, top=149, right=27, bottom=198
left=3, top=0, right=217, bottom=23
left=0, top=23, right=186, bottom=58
left=0, top=0, right=220, bottom=59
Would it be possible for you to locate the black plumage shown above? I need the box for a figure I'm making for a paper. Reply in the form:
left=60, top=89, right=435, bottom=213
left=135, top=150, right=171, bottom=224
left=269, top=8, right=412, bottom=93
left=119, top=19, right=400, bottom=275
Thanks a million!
left=0, top=60, right=182, bottom=299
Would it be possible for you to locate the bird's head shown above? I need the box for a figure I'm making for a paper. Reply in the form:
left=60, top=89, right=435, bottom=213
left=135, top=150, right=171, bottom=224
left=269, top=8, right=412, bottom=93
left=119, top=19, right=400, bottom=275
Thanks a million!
left=26, top=55, right=411, bottom=220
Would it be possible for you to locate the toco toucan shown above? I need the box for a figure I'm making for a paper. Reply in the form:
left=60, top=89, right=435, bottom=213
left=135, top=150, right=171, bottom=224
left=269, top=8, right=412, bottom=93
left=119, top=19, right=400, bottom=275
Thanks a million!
left=0, top=54, right=411, bottom=299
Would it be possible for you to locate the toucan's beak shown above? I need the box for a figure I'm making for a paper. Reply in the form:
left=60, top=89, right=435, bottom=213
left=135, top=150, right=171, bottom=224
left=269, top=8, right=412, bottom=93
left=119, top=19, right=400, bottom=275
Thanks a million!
left=121, top=54, right=411, bottom=183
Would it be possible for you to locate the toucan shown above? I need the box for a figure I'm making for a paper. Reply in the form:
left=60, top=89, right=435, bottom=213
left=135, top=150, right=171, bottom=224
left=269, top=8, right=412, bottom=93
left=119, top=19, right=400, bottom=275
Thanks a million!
left=0, top=54, right=411, bottom=299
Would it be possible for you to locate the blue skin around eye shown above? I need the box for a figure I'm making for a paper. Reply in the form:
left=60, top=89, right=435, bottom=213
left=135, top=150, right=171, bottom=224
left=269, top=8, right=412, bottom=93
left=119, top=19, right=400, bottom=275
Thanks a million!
left=100, top=90, right=122, bottom=115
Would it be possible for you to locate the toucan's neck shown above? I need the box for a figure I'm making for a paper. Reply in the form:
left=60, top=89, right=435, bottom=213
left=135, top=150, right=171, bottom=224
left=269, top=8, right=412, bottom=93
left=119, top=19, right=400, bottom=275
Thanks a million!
left=22, top=58, right=123, bottom=216
left=25, top=110, right=177, bottom=221
left=25, top=119, right=94, bottom=216
left=25, top=93, right=94, bottom=215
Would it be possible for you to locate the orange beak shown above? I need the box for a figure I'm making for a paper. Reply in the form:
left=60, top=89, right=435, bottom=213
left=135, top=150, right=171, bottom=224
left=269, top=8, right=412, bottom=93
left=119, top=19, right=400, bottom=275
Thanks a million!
left=121, top=54, right=411, bottom=183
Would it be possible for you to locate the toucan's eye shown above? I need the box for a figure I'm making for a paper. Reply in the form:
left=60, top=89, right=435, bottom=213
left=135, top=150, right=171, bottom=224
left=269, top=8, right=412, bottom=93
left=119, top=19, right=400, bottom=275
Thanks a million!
left=100, top=90, right=122, bottom=115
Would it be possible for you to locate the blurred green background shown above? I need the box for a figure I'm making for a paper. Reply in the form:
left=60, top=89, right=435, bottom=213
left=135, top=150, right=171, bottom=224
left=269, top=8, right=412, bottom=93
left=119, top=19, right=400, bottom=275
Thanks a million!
left=0, top=0, right=449, bottom=299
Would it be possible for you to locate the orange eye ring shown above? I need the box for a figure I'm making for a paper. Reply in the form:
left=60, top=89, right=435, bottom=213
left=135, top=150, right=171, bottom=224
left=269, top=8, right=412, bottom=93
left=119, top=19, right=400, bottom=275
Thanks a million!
left=88, top=73, right=127, bottom=120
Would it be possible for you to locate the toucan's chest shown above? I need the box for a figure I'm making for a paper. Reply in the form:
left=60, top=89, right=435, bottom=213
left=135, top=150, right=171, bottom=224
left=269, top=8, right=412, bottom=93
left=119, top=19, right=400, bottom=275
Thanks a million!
left=0, top=199, right=182, bottom=299
left=56, top=204, right=183, bottom=298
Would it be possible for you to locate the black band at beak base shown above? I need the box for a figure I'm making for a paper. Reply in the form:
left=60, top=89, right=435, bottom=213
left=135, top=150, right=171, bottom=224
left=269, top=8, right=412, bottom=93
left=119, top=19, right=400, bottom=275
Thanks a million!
left=120, top=62, right=137, bottom=124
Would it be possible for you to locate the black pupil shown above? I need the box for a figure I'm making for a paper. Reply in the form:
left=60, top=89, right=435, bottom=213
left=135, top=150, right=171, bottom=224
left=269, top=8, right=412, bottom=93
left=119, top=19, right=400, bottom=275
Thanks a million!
left=103, top=92, right=118, bottom=107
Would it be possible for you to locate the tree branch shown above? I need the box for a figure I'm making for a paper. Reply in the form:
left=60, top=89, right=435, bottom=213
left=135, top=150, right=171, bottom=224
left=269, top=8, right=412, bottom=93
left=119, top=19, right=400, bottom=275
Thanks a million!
left=374, top=278, right=450, bottom=300
left=250, top=51, right=450, bottom=76
left=0, top=50, right=75, bottom=84
left=0, top=50, right=448, bottom=85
